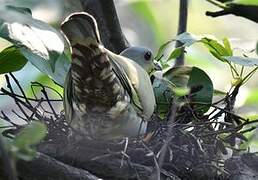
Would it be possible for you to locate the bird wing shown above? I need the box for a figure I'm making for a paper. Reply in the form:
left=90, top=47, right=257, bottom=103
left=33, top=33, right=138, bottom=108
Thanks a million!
left=107, top=50, right=156, bottom=120
left=61, top=12, right=128, bottom=118
left=61, top=12, right=155, bottom=124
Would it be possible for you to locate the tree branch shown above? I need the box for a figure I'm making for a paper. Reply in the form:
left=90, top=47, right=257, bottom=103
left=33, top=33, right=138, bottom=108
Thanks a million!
left=206, top=3, right=258, bottom=24
left=174, top=0, right=188, bottom=66
left=79, top=0, right=129, bottom=53
left=15, top=152, right=99, bottom=180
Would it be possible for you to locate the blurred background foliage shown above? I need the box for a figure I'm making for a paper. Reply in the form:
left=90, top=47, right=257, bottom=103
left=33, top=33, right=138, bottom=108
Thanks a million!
left=0, top=0, right=257, bottom=148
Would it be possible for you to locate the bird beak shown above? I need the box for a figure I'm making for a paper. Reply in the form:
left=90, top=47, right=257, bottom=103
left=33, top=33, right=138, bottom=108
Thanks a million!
left=154, top=62, right=162, bottom=71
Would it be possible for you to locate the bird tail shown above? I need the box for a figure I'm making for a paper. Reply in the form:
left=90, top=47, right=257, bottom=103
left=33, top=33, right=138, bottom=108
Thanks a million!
left=61, top=12, right=126, bottom=113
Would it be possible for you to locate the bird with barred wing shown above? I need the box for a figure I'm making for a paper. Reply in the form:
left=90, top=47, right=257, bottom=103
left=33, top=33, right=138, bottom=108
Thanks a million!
left=61, top=12, right=156, bottom=140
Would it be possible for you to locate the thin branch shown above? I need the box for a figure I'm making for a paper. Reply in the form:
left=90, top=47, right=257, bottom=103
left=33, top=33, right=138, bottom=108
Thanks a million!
left=0, top=88, right=43, bottom=120
left=9, top=73, right=32, bottom=108
left=5, top=75, right=29, bottom=120
left=31, top=82, right=59, bottom=119
left=0, top=92, right=62, bottom=102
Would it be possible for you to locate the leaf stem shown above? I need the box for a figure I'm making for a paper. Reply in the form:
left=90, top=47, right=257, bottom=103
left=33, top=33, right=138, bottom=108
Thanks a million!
left=242, top=67, right=258, bottom=84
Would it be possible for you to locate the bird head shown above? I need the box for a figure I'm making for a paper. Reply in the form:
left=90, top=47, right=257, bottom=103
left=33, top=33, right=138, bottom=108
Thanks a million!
left=120, top=46, right=161, bottom=74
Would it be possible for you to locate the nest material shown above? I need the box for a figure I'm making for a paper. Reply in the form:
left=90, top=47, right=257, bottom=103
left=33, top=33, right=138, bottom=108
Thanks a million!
left=1, top=74, right=258, bottom=180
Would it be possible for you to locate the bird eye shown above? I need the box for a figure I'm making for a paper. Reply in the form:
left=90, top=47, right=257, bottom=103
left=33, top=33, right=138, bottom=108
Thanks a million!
left=144, top=51, right=152, bottom=61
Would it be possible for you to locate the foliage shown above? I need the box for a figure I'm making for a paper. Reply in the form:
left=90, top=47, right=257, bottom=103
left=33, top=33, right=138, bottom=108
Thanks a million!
left=153, top=66, right=214, bottom=118
left=232, top=0, right=258, bottom=5
left=0, top=5, right=70, bottom=86
left=0, top=46, right=27, bottom=74
left=3, top=121, right=47, bottom=161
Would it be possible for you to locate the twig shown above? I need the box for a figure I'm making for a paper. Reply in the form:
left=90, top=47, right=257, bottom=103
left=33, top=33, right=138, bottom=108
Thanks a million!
left=120, top=137, right=129, bottom=167
left=9, top=73, right=32, bottom=108
left=31, top=82, right=63, bottom=100
left=0, top=93, right=62, bottom=102
left=0, top=111, right=19, bottom=127
left=141, top=141, right=161, bottom=180
left=28, top=98, right=44, bottom=121
left=5, top=75, right=29, bottom=120
left=31, top=82, right=59, bottom=119
left=1, top=88, right=43, bottom=120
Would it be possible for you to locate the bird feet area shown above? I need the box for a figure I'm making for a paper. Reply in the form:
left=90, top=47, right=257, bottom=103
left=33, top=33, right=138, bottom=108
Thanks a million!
left=0, top=74, right=258, bottom=180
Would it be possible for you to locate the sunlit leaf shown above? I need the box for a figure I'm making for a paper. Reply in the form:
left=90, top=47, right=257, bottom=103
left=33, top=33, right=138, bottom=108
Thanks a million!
left=223, top=38, right=233, bottom=56
left=0, top=6, right=69, bottom=86
left=176, top=32, right=201, bottom=47
left=0, top=46, right=27, bottom=74
left=224, top=56, right=258, bottom=66
left=201, top=38, right=230, bottom=57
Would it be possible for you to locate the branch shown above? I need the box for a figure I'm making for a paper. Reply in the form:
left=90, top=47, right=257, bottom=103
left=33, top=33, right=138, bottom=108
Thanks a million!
left=174, top=0, right=188, bottom=66
left=15, top=152, right=99, bottom=180
left=206, top=2, right=258, bottom=23
left=79, top=0, right=129, bottom=53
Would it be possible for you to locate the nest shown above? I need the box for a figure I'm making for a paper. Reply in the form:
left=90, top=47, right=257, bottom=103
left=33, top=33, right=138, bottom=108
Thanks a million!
left=1, top=73, right=258, bottom=180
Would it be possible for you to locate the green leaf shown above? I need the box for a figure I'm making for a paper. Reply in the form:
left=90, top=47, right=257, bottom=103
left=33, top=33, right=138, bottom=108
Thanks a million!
left=154, top=66, right=213, bottom=118
left=155, top=40, right=173, bottom=60
left=223, top=38, right=233, bottom=56
left=187, top=67, right=214, bottom=113
left=233, top=0, right=258, bottom=5
left=167, top=47, right=183, bottom=61
left=201, top=38, right=230, bottom=57
left=163, top=66, right=192, bottom=87
left=209, top=49, right=226, bottom=62
left=13, top=121, right=47, bottom=150
left=0, top=46, right=27, bottom=74
left=0, top=6, right=69, bottom=86
left=224, top=56, right=258, bottom=66
left=152, top=76, right=174, bottom=119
